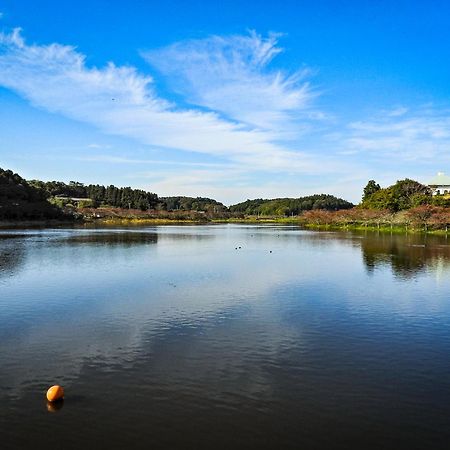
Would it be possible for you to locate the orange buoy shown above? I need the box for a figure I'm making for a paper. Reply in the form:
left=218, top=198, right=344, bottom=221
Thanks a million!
left=46, top=385, right=64, bottom=402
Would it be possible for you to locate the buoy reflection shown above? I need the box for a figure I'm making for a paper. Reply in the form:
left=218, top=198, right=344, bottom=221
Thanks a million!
left=46, top=400, right=64, bottom=413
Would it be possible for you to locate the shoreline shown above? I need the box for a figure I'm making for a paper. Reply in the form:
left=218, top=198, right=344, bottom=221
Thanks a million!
left=0, top=219, right=79, bottom=229
left=1, top=216, right=449, bottom=235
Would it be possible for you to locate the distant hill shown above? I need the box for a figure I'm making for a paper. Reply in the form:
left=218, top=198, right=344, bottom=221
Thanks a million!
left=0, top=168, right=65, bottom=220
left=27, top=181, right=227, bottom=213
left=28, top=180, right=159, bottom=211
left=160, top=196, right=227, bottom=213
left=229, top=194, right=354, bottom=216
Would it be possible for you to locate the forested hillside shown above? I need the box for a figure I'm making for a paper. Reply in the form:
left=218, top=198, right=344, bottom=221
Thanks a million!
left=229, top=194, right=354, bottom=216
left=160, top=196, right=227, bottom=213
left=0, top=168, right=64, bottom=220
left=28, top=180, right=159, bottom=211
left=27, top=180, right=228, bottom=213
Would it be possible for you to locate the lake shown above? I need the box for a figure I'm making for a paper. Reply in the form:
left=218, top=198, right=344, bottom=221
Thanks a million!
left=1, top=224, right=450, bottom=449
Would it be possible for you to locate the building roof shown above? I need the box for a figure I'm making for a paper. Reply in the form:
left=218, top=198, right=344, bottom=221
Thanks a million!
left=428, top=172, right=450, bottom=186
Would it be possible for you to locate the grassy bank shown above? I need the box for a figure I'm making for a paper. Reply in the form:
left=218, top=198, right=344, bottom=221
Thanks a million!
left=3, top=206, right=450, bottom=236
left=300, top=223, right=446, bottom=234
left=95, top=217, right=205, bottom=226
left=84, top=216, right=299, bottom=226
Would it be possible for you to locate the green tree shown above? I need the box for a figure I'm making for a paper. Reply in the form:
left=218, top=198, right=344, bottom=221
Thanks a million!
left=390, top=179, right=431, bottom=210
left=363, top=180, right=381, bottom=201
left=0, top=167, right=66, bottom=220
left=361, top=179, right=432, bottom=211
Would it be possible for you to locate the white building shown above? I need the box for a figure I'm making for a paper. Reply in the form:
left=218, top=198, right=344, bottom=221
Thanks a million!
left=427, top=172, right=450, bottom=195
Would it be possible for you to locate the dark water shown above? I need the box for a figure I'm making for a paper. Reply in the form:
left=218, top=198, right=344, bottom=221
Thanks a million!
left=1, top=225, right=450, bottom=449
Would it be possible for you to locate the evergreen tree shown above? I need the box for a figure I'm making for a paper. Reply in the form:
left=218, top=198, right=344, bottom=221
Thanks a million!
left=363, top=180, right=381, bottom=201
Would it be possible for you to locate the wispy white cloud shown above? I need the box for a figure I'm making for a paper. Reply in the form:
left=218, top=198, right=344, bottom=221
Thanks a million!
left=343, top=107, right=450, bottom=162
left=87, top=143, right=111, bottom=149
left=78, top=154, right=231, bottom=168
left=0, top=28, right=325, bottom=174
left=138, top=167, right=368, bottom=205
left=144, top=31, right=316, bottom=133
left=386, top=106, right=409, bottom=117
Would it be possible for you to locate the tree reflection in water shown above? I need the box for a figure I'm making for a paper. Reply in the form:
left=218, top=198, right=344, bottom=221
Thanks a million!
left=0, top=234, right=27, bottom=279
left=360, top=231, right=450, bottom=278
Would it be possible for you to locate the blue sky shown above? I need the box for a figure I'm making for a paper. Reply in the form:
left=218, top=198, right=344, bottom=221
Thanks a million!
left=1, top=0, right=450, bottom=204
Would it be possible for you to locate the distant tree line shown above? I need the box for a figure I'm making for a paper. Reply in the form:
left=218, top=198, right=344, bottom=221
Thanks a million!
left=161, top=196, right=227, bottom=213
left=15, top=166, right=442, bottom=226
left=26, top=179, right=231, bottom=213
left=28, top=180, right=159, bottom=211
left=229, top=194, right=354, bottom=216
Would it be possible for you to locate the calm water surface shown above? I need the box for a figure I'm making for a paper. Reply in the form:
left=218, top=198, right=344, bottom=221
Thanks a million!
left=1, top=225, right=450, bottom=449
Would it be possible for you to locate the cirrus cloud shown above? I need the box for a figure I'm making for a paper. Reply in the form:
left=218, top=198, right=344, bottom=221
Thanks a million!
left=345, top=107, right=450, bottom=162
left=143, top=31, right=316, bottom=133
left=0, top=28, right=329, bottom=174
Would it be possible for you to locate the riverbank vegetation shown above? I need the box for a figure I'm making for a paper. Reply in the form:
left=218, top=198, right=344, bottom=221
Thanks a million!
left=300, top=178, right=450, bottom=232
left=300, top=206, right=450, bottom=233
left=3, top=166, right=450, bottom=233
